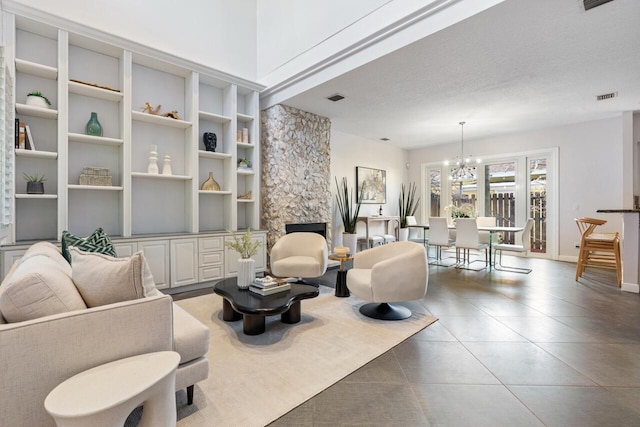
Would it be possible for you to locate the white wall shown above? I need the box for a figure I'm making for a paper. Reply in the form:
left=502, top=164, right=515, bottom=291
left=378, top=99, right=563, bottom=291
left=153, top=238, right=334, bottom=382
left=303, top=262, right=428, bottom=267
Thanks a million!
left=4, top=0, right=257, bottom=80
left=330, top=129, right=408, bottom=246
left=407, top=116, right=625, bottom=259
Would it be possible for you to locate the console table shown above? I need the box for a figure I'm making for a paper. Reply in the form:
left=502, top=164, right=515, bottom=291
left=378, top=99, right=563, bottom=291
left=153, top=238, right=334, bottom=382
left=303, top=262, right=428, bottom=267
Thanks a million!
left=597, top=209, right=640, bottom=293
left=356, top=216, right=399, bottom=248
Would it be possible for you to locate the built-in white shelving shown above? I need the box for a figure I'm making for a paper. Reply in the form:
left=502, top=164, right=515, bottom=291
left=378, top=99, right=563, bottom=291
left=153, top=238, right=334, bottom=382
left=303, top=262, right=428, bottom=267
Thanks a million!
left=199, top=111, right=231, bottom=124
left=131, top=172, right=191, bottom=181
left=15, top=103, right=58, bottom=119
left=15, top=194, right=58, bottom=199
left=198, top=150, right=231, bottom=160
left=68, top=81, right=123, bottom=102
left=132, top=111, right=192, bottom=129
left=237, top=113, right=254, bottom=123
left=199, top=190, right=232, bottom=195
left=15, top=149, right=58, bottom=159
left=68, top=133, right=123, bottom=146
left=15, top=58, right=57, bottom=79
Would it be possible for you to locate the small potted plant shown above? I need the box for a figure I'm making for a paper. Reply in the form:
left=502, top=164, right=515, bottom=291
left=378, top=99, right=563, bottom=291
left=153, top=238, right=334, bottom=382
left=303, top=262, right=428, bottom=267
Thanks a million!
left=25, top=91, right=51, bottom=109
left=237, top=158, right=252, bottom=169
left=24, top=172, right=46, bottom=194
left=335, top=177, right=362, bottom=255
left=225, top=229, right=262, bottom=289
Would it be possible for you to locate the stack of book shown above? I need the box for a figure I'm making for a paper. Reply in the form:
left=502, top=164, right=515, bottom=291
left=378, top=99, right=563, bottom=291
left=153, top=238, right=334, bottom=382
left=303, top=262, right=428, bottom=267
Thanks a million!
left=249, top=276, right=291, bottom=296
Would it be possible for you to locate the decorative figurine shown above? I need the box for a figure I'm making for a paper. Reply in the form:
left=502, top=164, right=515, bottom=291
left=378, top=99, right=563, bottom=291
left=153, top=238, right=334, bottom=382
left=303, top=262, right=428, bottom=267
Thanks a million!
left=141, top=102, right=161, bottom=115
left=203, top=132, right=217, bottom=152
left=162, top=110, right=181, bottom=120
left=147, top=145, right=159, bottom=174
left=162, top=154, right=173, bottom=176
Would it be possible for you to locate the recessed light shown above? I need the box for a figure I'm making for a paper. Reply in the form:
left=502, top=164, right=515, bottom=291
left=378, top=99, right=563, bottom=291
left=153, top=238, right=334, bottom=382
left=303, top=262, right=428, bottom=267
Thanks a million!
left=326, top=94, right=345, bottom=102
left=380, top=137, right=390, bottom=141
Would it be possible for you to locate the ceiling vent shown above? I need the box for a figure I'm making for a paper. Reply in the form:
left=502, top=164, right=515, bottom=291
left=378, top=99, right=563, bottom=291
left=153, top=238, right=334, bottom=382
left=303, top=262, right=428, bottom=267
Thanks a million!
left=380, top=137, right=390, bottom=141
left=584, top=0, right=614, bottom=11
left=596, top=91, right=617, bottom=101
left=326, top=94, right=345, bottom=102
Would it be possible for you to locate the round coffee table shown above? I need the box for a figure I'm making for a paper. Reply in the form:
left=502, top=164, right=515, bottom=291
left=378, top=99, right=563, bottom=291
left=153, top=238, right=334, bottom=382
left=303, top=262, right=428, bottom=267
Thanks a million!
left=328, top=253, right=354, bottom=297
left=213, top=277, right=319, bottom=335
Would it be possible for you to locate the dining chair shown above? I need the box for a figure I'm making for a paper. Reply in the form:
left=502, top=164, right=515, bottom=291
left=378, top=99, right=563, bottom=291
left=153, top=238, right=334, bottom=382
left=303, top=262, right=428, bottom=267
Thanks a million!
left=454, top=218, right=489, bottom=271
left=406, top=216, right=426, bottom=245
left=476, top=216, right=496, bottom=245
left=426, top=217, right=456, bottom=266
left=493, top=218, right=534, bottom=273
left=574, top=217, right=621, bottom=286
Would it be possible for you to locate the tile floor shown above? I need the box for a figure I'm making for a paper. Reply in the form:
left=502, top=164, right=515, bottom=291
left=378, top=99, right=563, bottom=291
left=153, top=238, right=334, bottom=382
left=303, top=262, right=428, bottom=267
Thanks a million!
left=269, top=256, right=640, bottom=426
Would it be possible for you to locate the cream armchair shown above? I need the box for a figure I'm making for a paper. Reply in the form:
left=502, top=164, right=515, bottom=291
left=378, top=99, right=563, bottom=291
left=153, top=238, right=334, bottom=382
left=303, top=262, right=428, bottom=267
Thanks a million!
left=347, top=241, right=428, bottom=320
left=270, top=232, right=329, bottom=283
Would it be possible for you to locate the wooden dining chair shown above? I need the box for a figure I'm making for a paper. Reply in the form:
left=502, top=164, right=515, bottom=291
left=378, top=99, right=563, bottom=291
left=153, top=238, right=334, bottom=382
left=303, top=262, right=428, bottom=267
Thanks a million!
left=574, top=217, right=621, bottom=286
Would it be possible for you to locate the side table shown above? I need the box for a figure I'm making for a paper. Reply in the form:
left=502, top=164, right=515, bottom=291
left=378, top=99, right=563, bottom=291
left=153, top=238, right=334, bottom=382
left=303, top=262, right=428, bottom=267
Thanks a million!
left=328, top=253, right=354, bottom=297
left=45, top=351, right=180, bottom=427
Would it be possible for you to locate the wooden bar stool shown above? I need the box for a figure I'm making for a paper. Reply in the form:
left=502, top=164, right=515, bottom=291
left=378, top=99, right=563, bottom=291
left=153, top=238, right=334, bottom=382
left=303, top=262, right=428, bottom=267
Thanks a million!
left=575, top=217, right=622, bottom=286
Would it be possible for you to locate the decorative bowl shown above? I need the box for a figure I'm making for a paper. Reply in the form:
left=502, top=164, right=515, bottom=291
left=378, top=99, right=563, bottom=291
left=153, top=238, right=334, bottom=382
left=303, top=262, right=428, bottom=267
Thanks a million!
left=334, top=246, right=349, bottom=257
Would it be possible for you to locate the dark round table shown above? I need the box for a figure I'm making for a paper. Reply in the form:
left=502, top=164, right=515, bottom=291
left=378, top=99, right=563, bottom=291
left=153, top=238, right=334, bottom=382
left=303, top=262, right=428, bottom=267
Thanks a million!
left=213, top=277, right=319, bottom=335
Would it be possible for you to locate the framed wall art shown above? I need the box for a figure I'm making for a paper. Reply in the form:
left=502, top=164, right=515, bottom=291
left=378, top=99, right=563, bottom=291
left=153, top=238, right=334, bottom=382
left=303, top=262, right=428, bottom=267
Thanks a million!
left=356, top=166, right=386, bottom=204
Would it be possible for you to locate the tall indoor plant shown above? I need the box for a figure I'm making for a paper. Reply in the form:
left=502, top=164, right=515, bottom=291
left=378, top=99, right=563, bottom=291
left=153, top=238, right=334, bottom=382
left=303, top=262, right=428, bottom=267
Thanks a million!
left=335, top=177, right=362, bottom=255
left=225, top=228, right=262, bottom=289
left=398, top=182, right=420, bottom=241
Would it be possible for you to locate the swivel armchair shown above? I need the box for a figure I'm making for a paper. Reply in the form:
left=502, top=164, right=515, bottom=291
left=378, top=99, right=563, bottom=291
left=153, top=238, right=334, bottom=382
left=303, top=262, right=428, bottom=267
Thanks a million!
left=270, top=232, right=328, bottom=285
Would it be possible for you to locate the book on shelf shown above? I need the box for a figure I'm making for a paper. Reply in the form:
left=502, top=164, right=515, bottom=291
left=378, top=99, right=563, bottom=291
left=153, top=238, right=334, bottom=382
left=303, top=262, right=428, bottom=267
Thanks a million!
left=18, top=121, right=26, bottom=150
left=14, top=118, right=19, bottom=149
left=249, top=283, right=291, bottom=296
left=25, top=124, right=35, bottom=150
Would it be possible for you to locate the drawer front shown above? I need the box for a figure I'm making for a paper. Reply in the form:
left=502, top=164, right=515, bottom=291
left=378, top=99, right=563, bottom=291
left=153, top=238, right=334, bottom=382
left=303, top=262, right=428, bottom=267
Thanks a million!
left=199, top=237, right=224, bottom=252
left=199, top=251, right=223, bottom=267
left=199, top=265, right=223, bottom=282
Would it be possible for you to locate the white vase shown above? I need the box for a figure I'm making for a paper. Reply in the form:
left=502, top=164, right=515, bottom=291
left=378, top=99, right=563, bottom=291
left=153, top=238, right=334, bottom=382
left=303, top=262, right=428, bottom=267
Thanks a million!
left=26, top=95, right=49, bottom=109
left=342, top=233, right=357, bottom=255
left=237, top=258, right=255, bottom=289
left=399, top=228, right=409, bottom=241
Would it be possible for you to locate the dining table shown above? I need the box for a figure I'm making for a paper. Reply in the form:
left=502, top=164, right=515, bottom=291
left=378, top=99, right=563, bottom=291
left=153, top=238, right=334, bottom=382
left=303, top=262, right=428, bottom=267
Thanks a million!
left=407, top=222, right=524, bottom=271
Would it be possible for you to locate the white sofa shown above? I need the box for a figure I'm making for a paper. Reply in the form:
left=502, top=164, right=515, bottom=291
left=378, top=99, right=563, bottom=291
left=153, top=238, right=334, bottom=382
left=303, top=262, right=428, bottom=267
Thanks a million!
left=0, top=242, right=210, bottom=427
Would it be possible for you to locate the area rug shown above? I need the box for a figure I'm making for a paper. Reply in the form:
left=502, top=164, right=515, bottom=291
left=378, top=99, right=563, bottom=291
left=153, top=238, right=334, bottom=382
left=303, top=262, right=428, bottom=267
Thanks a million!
left=173, top=286, right=437, bottom=426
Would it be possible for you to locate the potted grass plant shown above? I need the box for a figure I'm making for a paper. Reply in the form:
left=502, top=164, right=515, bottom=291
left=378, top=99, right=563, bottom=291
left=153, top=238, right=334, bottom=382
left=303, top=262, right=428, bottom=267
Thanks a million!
left=26, top=91, right=51, bottom=109
left=398, top=182, right=420, bottom=241
left=24, top=173, right=46, bottom=194
left=225, top=228, right=262, bottom=289
left=335, top=177, right=362, bottom=255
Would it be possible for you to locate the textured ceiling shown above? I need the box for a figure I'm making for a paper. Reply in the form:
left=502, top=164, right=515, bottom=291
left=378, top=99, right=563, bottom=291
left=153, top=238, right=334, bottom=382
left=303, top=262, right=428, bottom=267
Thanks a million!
left=281, top=0, right=640, bottom=149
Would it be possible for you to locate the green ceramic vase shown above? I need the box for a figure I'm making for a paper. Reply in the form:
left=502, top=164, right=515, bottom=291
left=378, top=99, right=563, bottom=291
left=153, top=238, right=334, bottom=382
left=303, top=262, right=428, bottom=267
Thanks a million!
left=85, top=112, right=103, bottom=137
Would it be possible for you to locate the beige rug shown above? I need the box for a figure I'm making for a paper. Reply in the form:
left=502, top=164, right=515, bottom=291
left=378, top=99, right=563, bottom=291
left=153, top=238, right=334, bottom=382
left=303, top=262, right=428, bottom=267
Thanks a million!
left=174, top=286, right=437, bottom=426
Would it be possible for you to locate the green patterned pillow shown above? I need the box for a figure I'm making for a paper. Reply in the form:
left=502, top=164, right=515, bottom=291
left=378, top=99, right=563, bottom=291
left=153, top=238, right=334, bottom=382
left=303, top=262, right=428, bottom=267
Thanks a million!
left=61, top=228, right=116, bottom=263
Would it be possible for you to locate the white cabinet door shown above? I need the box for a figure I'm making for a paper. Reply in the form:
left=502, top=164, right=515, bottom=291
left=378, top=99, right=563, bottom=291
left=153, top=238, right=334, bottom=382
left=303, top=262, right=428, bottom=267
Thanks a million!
left=171, top=238, right=198, bottom=288
left=138, top=240, right=170, bottom=289
left=113, top=242, right=138, bottom=258
left=1, top=249, right=27, bottom=280
left=225, top=232, right=266, bottom=276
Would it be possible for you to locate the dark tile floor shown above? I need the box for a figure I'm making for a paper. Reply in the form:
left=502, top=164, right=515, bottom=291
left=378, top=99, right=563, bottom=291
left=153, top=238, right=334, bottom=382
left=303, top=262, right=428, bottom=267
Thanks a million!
left=269, top=256, right=640, bottom=426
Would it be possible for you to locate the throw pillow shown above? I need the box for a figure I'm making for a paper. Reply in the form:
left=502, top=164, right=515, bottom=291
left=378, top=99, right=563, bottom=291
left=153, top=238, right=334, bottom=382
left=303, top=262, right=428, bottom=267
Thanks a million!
left=61, top=227, right=116, bottom=263
left=70, top=247, right=157, bottom=307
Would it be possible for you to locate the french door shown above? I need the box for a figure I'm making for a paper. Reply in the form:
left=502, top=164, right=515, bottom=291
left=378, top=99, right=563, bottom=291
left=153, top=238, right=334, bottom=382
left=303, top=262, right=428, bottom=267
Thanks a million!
left=423, top=149, right=557, bottom=259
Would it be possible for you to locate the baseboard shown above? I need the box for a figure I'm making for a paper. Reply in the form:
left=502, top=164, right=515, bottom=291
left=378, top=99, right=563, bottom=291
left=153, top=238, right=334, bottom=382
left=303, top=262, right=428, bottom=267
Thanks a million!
left=558, top=255, right=578, bottom=263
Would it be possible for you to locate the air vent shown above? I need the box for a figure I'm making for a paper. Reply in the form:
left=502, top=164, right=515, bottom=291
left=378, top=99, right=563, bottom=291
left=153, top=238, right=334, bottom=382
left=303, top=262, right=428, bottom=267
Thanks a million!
left=584, top=0, right=614, bottom=11
left=380, top=137, right=390, bottom=141
left=596, top=92, right=618, bottom=101
left=326, top=94, right=345, bottom=102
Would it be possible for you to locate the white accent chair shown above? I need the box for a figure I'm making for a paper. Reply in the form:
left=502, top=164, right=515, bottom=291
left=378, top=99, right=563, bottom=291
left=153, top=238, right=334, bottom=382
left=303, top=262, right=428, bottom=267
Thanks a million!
left=427, top=217, right=456, bottom=266
left=270, top=232, right=329, bottom=284
left=454, top=218, right=489, bottom=271
left=493, top=219, right=534, bottom=273
left=347, top=241, right=428, bottom=320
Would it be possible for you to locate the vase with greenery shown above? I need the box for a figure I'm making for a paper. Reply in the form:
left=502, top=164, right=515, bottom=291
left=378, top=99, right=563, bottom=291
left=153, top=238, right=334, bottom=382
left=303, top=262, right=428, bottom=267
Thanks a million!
left=26, top=91, right=51, bottom=109
left=23, top=172, right=46, bottom=194
left=225, top=228, right=262, bottom=289
left=335, top=177, right=362, bottom=254
left=237, top=158, right=251, bottom=169
left=398, top=182, right=420, bottom=241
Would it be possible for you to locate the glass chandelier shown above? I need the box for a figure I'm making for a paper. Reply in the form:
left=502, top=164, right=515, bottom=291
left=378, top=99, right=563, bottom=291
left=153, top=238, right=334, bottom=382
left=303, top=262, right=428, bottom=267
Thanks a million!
left=445, top=121, right=480, bottom=181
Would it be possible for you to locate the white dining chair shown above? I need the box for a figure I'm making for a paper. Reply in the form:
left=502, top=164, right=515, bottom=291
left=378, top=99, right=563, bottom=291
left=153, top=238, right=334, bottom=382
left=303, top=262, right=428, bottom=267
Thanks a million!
left=406, top=216, right=426, bottom=245
left=454, top=218, right=489, bottom=270
left=476, top=216, right=496, bottom=245
left=427, top=217, right=456, bottom=266
left=493, top=219, right=534, bottom=273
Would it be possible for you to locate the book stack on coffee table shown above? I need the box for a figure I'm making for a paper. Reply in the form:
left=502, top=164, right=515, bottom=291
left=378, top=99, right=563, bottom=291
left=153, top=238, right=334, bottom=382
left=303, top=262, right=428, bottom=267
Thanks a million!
left=249, top=276, right=291, bottom=296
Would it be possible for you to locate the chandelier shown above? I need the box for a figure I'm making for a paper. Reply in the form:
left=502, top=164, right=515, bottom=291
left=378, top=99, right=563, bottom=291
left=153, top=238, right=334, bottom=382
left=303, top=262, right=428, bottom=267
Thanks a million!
left=445, top=121, right=480, bottom=181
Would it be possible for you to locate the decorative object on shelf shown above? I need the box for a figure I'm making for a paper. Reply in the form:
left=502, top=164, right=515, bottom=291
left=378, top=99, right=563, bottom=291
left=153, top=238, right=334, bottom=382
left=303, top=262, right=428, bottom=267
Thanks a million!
left=379, top=205, right=383, bottom=215
left=224, top=229, right=262, bottom=289
left=23, top=173, right=46, bottom=194
left=236, top=130, right=243, bottom=142
left=200, top=172, right=221, bottom=191
left=162, top=110, right=182, bottom=120
left=25, top=91, right=51, bottom=109
left=238, top=191, right=252, bottom=200
left=85, top=112, right=103, bottom=137
left=242, top=128, right=249, bottom=143
left=333, top=246, right=349, bottom=257
left=237, top=158, right=251, bottom=169
left=162, top=154, right=173, bottom=176
left=356, top=166, right=386, bottom=204
left=79, top=167, right=112, bottom=186
left=445, top=121, right=481, bottom=181
left=398, top=182, right=420, bottom=240
left=203, top=132, right=217, bottom=152
left=147, top=145, right=159, bottom=174
left=141, top=102, right=161, bottom=115
left=70, top=78, right=121, bottom=92
left=335, top=176, right=362, bottom=255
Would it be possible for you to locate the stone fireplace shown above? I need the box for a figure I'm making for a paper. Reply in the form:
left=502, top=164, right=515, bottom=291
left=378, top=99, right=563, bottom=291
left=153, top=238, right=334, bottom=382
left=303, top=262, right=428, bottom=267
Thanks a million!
left=261, top=104, right=332, bottom=253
